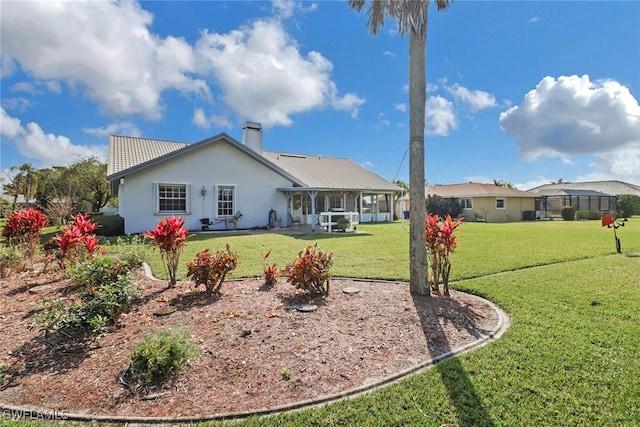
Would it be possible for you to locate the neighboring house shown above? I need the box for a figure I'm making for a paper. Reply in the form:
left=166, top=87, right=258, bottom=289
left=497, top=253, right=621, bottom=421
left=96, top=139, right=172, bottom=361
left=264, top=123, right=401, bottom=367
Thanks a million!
left=424, top=182, right=538, bottom=223
left=107, top=122, right=400, bottom=234
left=528, top=180, right=640, bottom=216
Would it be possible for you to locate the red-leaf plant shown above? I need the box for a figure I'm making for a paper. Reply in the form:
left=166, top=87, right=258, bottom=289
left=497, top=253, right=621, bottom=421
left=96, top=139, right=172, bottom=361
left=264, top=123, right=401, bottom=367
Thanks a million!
left=425, top=214, right=463, bottom=296
left=1, top=208, right=50, bottom=258
left=54, top=213, right=103, bottom=270
left=280, top=243, right=334, bottom=296
left=260, top=250, right=278, bottom=289
left=185, top=244, right=239, bottom=295
left=144, top=216, right=189, bottom=288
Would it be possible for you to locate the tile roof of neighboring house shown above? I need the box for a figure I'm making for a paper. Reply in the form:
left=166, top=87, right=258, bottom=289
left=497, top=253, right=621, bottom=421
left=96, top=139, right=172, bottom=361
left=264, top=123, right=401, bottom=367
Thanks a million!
left=107, top=134, right=399, bottom=193
left=425, top=182, right=536, bottom=198
left=528, top=180, right=640, bottom=196
left=262, top=151, right=399, bottom=191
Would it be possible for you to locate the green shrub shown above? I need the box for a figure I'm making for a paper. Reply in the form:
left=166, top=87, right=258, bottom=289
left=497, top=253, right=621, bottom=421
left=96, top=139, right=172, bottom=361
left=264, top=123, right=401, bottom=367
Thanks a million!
left=426, top=195, right=463, bottom=219
left=70, top=256, right=130, bottom=292
left=561, top=206, right=575, bottom=221
left=106, top=235, right=151, bottom=269
left=130, top=327, right=200, bottom=384
left=575, top=210, right=602, bottom=220
left=616, top=194, right=640, bottom=216
left=0, top=245, right=23, bottom=277
left=36, top=256, right=138, bottom=336
left=281, top=243, right=333, bottom=296
left=91, top=214, right=124, bottom=236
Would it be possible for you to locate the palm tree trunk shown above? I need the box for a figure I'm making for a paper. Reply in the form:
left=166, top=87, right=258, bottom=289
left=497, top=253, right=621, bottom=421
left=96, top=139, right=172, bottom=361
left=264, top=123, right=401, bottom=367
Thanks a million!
left=408, top=27, right=429, bottom=296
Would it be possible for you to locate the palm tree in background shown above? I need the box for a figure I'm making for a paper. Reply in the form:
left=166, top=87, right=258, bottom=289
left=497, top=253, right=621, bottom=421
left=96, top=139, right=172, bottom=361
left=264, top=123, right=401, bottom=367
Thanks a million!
left=492, top=179, right=515, bottom=189
left=349, top=0, right=452, bottom=295
left=10, top=163, right=39, bottom=208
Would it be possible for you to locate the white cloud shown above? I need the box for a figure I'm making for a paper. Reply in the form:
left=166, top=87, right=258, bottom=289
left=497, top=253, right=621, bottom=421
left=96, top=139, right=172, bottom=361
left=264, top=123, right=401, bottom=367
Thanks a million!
left=425, top=96, right=457, bottom=136
left=517, top=177, right=555, bottom=191
left=0, top=107, right=22, bottom=138
left=394, top=103, right=406, bottom=112
left=192, top=108, right=232, bottom=130
left=383, top=50, right=396, bottom=58
left=83, top=122, right=142, bottom=138
left=581, top=147, right=640, bottom=185
left=272, top=0, right=317, bottom=19
left=333, top=92, right=365, bottom=120
left=195, top=18, right=363, bottom=126
left=11, top=82, right=38, bottom=95
left=361, top=161, right=375, bottom=169
left=0, top=0, right=210, bottom=120
left=0, top=107, right=107, bottom=167
left=444, top=83, right=497, bottom=112
left=499, top=75, right=640, bottom=169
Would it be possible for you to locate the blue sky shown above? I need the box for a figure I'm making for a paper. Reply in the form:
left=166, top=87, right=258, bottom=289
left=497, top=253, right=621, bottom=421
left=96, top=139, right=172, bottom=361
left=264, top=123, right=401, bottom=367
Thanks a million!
left=1, top=0, right=639, bottom=190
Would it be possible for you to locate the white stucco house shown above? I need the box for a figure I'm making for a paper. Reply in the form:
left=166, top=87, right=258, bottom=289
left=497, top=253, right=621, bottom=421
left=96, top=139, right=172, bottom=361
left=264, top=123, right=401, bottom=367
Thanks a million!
left=107, top=122, right=400, bottom=234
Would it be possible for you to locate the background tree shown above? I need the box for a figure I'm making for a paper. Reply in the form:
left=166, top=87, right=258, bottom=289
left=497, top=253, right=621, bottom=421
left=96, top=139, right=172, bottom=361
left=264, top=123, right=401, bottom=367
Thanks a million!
left=616, top=194, right=640, bottom=216
left=349, top=0, right=452, bottom=295
left=491, top=179, right=515, bottom=189
left=9, top=163, right=39, bottom=208
left=67, top=157, right=111, bottom=212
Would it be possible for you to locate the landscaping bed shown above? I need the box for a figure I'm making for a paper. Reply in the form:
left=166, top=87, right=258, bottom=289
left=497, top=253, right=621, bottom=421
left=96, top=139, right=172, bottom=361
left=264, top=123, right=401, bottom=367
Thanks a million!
left=0, top=268, right=499, bottom=419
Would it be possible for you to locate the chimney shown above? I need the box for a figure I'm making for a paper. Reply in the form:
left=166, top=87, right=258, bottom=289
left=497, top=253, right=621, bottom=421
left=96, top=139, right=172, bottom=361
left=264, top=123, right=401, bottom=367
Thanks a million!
left=242, top=122, right=262, bottom=154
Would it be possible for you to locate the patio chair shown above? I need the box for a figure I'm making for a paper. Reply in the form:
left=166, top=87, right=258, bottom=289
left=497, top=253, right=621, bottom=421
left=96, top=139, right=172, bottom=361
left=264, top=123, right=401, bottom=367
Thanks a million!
left=224, top=211, right=243, bottom=229
left=289, top=213, right=302, bottom=228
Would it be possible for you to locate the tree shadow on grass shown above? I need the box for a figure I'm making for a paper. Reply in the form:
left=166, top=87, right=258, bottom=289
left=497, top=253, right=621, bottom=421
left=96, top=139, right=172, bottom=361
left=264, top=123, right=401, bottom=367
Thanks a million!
left=411, top=292, right=496, bottom=427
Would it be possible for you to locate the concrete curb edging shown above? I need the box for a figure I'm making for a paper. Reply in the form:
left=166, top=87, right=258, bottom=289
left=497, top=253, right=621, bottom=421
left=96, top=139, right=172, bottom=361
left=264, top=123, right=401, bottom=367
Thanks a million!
left=0, top=275, right=511, bottom=424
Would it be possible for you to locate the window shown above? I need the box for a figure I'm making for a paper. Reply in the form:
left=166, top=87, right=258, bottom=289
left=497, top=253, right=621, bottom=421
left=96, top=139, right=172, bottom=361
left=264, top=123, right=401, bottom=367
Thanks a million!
left=329, top=194, right=343, bottom=210
left=460, top=198, right=473, bottom=209
left=217, top=185, right=235, bottom=216
left=496, top=198, right=506, bottom=209
left=157, top=183, right=188, bottom=213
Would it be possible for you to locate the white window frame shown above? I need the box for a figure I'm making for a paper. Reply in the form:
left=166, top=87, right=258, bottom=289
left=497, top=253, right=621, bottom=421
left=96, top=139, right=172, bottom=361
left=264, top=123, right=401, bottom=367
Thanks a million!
left=216, top=184, right=237, bottom=217
left=460, top=198, right=473, bottom=210
left=154, top=183, right=191, bottom=214
left=329, top=194, right=344, bottom=211
left=496, top=198, right=506, bottom=210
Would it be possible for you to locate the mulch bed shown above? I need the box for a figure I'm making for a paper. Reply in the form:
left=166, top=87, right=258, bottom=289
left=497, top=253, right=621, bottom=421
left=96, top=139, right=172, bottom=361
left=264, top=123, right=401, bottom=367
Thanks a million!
left=0, top=267, right=499, bottom=418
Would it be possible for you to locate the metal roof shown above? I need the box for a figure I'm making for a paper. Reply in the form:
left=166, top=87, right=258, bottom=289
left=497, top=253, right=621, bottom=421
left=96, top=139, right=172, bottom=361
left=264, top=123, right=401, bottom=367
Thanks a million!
left=107, top=135, right=399, bottom=193
left=107, top=135, right=187, bottom=177
left=262, top=151, right=400, bottom=192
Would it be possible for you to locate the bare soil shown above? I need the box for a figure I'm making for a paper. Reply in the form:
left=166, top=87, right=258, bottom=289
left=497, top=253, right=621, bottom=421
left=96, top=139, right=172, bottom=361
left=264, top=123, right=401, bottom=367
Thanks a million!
left=0, top=266, right=499, bottom=419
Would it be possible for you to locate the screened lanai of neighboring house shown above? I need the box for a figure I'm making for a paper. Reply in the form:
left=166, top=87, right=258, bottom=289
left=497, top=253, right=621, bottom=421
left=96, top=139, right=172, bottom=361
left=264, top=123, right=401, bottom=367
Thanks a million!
left=532, top=189, right=617, bottom=216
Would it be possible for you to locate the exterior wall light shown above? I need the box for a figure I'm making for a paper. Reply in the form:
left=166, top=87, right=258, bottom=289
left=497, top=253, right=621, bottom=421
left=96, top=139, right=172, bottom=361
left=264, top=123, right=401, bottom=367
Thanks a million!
left=201, top=186, right=207, bottom=197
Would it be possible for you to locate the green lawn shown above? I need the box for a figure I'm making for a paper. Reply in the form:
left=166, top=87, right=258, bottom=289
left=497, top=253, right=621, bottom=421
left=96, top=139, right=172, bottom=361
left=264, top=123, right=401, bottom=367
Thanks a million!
left=3, top=218, right=639, bottom=426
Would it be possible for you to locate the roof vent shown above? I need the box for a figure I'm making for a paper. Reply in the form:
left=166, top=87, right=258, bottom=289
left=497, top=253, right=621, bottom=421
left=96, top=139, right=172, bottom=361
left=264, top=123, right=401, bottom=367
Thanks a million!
left=242, top=122, right=262, bottom=154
